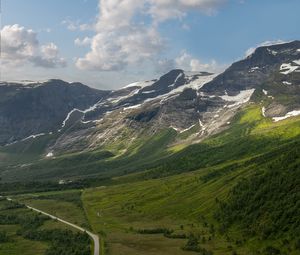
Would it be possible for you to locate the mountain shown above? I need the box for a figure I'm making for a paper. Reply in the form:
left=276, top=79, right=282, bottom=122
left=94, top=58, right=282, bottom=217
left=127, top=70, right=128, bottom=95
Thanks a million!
left=203, top=40, right=300, bottom=116
left=0, top=40, right=299, bottom=181
left=1, top=41, right=300, bottom=255
left=0, top=79, right=110, bottom=146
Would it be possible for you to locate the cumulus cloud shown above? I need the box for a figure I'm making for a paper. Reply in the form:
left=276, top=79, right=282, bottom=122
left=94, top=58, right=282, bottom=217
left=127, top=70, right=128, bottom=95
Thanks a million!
left=74, top=37, right=92, bottom=47
left=1, top=24, right=66, bottom=68
left=156, top=51, right=224, bottom=74
left=75, top=0, right=226, bottom=71
left=175, top=51, right=220, bottom=72
left=76, top=27, right=163, bottom=71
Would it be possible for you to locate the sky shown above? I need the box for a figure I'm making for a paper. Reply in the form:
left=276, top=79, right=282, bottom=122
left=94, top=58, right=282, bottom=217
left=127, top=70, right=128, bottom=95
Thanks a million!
left=1, top=0, right=300, bottom=89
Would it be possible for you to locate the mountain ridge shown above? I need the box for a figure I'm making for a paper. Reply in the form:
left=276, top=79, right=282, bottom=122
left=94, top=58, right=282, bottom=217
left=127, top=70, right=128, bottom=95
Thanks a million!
left=0, top=40, right=299, bottom=181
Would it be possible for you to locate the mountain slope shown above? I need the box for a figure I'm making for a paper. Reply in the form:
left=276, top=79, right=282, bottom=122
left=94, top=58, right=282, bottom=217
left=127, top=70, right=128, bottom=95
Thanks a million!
left=1, top=41, right=300, bottom=255
left=80, top=106, right=300, bottom=255
left=0, top=41, right=300, bottom=182
left=0, top=80, right=110, bottom=146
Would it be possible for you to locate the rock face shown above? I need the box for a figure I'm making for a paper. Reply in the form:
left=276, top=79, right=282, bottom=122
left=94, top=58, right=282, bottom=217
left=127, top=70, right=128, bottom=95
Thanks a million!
left=0, top=80, right=110, bottom=145
left=1, top=41, right=299, bottom=154
left=202, top=40, right=300, bottom=94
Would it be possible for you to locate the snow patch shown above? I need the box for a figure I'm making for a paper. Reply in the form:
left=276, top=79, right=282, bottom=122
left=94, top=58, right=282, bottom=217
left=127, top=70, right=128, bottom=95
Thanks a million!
left=4, top=80, right=49, bottom=86
left=46, top=152, right=54, bottom=158
left=61, top=109, right=80, bottom=128
left=123, top=80, right=154, bottom=89
left=267, top=49, right=278, bottom=56
left=280, top=63, right=299, bottom=75
left=123, top=82, right=140, bottom=88
left=170, top=126, right=180, bottom=132
left=262, top=107, right=266, bottom=117
left=60, top=98, right=104, bottom=129
left=198, top=119, right=205, bottom=129
left=4, top=141, right=18, bottom=147
left=170, top=123, right=197, bottom=133
left=123, top=104, right=142, bottom=111
left=142, top=90, right=156, bottom=94
left=249, top=66, right=260, bottom=73
left=109, top=88, right=140, bottom=104
left=273, top=110, right=300, bottom=122
left=174, top=73, right=183, bottom=84
left=221, top=89, right=255, bottom=103
left=143, top=73, right=217, bottom=105
left=22, top=133, right=46, bottom=142
left=180, top=124, right=196, bottom=134
left=282, top=81, right=292, bottom=85
left=262, top=89, right=268, bottom=95
left=293, top=59, right=300, bottom=65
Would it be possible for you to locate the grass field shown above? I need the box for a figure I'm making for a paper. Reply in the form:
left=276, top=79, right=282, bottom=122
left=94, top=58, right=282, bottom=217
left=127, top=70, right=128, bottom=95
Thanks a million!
left=0, top=197, right=92, bottom=255
left=1, top=105, right=299, bottom=255
left=0, top=199, right=69, bottom=255
left=0, top=224, right=48, bottom=255
left=81, top=161, right=258, bottom=255
left=79, top=106, right=300, bottom=255
left=14, top=189, right=90, bottom=229
left=81, top=141, right=300, bottom=255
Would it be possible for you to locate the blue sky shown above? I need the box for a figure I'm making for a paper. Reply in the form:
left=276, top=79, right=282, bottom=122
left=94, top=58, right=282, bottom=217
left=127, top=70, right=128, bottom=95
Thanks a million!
left=1, top=0, right=300, bottom=89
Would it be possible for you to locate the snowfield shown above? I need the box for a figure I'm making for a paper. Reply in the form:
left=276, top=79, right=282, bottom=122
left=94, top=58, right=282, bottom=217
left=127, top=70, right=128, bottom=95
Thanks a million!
left=221, top=89, right=255, bottom=108
left=123, top=80, right=155, bottom=89
left=293, top=60, right=300, bottom=65
left=273, top=110, right=300, bottom=122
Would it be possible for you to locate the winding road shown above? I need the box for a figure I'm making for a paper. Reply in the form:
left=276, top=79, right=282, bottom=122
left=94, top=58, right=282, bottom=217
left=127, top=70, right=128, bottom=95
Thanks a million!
left=5, top=198, right=100, bottom=255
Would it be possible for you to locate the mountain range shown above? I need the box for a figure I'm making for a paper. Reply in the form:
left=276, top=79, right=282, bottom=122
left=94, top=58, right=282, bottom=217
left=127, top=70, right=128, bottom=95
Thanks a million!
left=1, top=41, right=299, bottom=165
left=0, top=40, right=300, bottom=255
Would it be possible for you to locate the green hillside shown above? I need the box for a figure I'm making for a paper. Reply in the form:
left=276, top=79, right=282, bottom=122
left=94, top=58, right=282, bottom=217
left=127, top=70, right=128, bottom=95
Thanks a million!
left=1, top=104, right=300, bottom=254
left=2, top=104, right=300, bottom=184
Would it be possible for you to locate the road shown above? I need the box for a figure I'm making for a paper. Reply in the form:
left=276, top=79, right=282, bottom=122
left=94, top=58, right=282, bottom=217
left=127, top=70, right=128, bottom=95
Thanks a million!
left=5, top=197, right=100, bottom=255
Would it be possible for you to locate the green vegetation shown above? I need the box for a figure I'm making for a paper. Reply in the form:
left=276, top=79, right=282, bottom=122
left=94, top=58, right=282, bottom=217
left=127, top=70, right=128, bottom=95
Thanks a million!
left=0, top=133, right=58, bottom=168
left=0, top=198, right=91, bottom=255
left=2, top=105, right=300, bottom=186
left=79, top=105, right=300, bottom=254
left=215, top=144, right=300, bottom=249
left=15, top=190, right=91, bottom=229
left=0, top=128, right=177, bottom=182
left=1, top=104, right=299, bottom=254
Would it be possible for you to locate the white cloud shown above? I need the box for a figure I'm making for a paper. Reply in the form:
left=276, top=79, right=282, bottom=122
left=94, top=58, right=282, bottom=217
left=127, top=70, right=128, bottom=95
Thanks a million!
left=157, top=59, right=176, bottom=73
left=62, top=18, right=93, bottom=31
left=95, top=0, right=144, bottom=31
left=156, top=51, right=225, bottom=74
left=1, top=24, right=66, bottom=68
left=148, top=0, right=227, bottom=23
left=75, top=0, right=226, bottom=72
left=76, top=26, right=163, bottom=71
left=74, top=37, right=92, bottom=46
left=175, top=51, right=220, bottom=72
